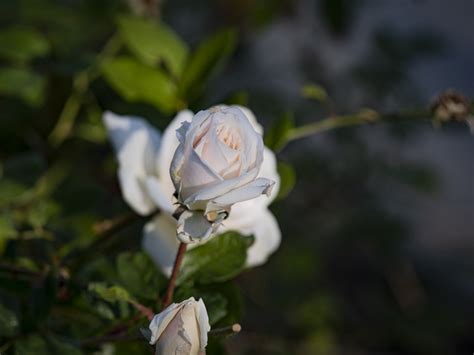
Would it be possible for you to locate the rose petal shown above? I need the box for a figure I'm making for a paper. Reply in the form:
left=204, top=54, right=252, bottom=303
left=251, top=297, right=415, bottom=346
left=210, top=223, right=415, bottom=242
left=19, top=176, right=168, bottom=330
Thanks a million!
left=149, top=302, right=183, bottom=345
left=195, top=298, right=210, bottom=348
left=183, top=167, right=260, bottom=207
left=156, top=110, right=194, bottom=205
left=234, top=105, right=263, bottom=135
left=143, top=215, right=180, bottom=277
left=145, top=176, right=175, bottom=213
left=210, top=178, right=275, bottom=207
left=103, top=111, right=160, bottom=215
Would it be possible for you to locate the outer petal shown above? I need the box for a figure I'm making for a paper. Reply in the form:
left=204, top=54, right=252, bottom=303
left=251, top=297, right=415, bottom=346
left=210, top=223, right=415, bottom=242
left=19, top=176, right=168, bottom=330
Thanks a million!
left=143, top=214, right=180, bottom=276
left=234, top=105, right=263, bottom=135
left=156, top=110, right=194, bottom=210
left=145, top=176, right=175, bottom=214
left=149, top=302, right=183, bottom=345
left=222, top=208, right=281, bottom=267
left=195, top=298, right=210, bottom=348
left=103, top=111, right=160, bottom=215
left=210, top=178, right=275, bottom=207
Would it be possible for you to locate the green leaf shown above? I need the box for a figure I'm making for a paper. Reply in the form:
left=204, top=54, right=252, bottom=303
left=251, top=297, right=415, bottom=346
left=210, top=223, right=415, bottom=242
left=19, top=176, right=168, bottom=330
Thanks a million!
left=0, top=302, right=19, bottom=337
left=177, top=232, right=253, bottom=285
left=116, top=252, right=163, bottom=300
left=276, top=161, right=296, bottom=200
left=179, top=29, right=237, bottom=101
left=15, top=335, right=49, bottom=355
left=88, top=283, right=132, bottom=303
left=0, top=214, right=18, bottom=241
left=301, top=84, right=328, bottom=102
left=0, top=27, right=50, bottom=62
left=26, top=200, right=59, bottom=228
left=264, top=111, right=295, bottom=151
left=0, top=67, right=46, bottom=106
left=117, top=15, right=189, bottom=78
left=102, top=56, right=178, bottom=113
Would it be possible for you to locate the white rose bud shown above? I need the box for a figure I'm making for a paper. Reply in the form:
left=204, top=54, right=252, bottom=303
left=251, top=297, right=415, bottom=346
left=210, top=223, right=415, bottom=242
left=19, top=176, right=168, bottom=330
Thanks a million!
left=170, top=105, right=275, bottom=243
left=149, top=297, right=210, bottom=355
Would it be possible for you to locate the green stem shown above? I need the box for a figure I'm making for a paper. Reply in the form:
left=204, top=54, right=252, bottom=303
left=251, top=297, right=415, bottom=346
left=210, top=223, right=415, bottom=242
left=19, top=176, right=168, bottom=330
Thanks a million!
left=282, top=108, right=430, bottom=151
left=48, top=34, right=122, bottom=147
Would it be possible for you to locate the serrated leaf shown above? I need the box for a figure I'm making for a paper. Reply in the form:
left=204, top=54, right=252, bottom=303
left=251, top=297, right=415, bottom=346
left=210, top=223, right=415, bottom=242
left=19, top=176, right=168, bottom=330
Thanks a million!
left=116, top=252, right=163, bottom=300
left=177, top=232, right=253, bottom=285
left=0, top=27, right=50, bottom=62
left=0, top=302, right=19, bottom=337
left=117, top=15, right=189, bottom=78
left=179, top=29, right=237, bottom=102
left=265, top=111, right=295, bottom=151
left=276, top=161, right=296, bottom=200
left=0, top=67, right=46, bottom=106
left=102, top=56, right=178, bottom=113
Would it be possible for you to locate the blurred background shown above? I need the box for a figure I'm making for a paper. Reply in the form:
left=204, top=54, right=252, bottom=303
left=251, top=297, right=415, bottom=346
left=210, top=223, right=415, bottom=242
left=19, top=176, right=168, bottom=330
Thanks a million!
left=0, top=0, right=473, bottom=354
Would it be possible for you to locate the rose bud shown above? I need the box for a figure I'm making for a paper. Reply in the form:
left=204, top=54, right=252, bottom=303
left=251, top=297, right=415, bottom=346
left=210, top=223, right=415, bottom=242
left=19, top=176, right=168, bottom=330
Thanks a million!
left=149, top=297, right=210, bottom=355
left=170, top=105, right=275, bottom=243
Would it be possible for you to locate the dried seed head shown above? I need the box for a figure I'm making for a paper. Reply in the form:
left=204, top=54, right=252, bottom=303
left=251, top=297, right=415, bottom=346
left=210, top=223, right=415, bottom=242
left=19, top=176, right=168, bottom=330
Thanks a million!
left=431, top=89, right=470, bottom=122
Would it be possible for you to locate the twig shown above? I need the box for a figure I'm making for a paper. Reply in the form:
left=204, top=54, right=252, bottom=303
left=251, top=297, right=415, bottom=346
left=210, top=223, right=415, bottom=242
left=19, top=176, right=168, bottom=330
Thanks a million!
left=280, top=108, right=431, bottom=151
left=0, top=263, right=43, bottom=278
left=209, top=323, right=242, bottom=338
left=161, top=242, right=187, bottom=309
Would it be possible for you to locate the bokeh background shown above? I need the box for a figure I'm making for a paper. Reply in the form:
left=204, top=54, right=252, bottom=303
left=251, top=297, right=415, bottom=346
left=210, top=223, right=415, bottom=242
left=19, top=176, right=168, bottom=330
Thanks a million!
left=1, top=0, right=473, bottom=354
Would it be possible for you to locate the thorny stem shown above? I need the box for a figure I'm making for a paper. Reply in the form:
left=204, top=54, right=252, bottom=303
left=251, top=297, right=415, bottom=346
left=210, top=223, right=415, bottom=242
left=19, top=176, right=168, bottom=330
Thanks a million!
left=161, top=242, right=187, bottom=309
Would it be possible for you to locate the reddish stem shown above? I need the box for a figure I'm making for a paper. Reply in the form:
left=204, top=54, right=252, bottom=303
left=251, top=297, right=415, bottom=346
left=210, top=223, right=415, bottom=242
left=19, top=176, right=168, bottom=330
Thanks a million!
left=161, top=242, right=187, bottom=309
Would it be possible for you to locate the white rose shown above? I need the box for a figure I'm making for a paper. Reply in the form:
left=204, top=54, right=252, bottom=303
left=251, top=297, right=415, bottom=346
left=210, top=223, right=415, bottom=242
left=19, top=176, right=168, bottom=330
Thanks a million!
left=149, top=297, right=210, bottom=355
left=170, top=105, right=275, bottom=243
left=103, top=105, right=281, bottom=275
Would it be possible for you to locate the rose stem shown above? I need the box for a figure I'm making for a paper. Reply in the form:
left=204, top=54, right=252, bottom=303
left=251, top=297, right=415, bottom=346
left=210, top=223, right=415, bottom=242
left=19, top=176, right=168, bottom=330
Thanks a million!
left=161, top=242, right=187, bottom=309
